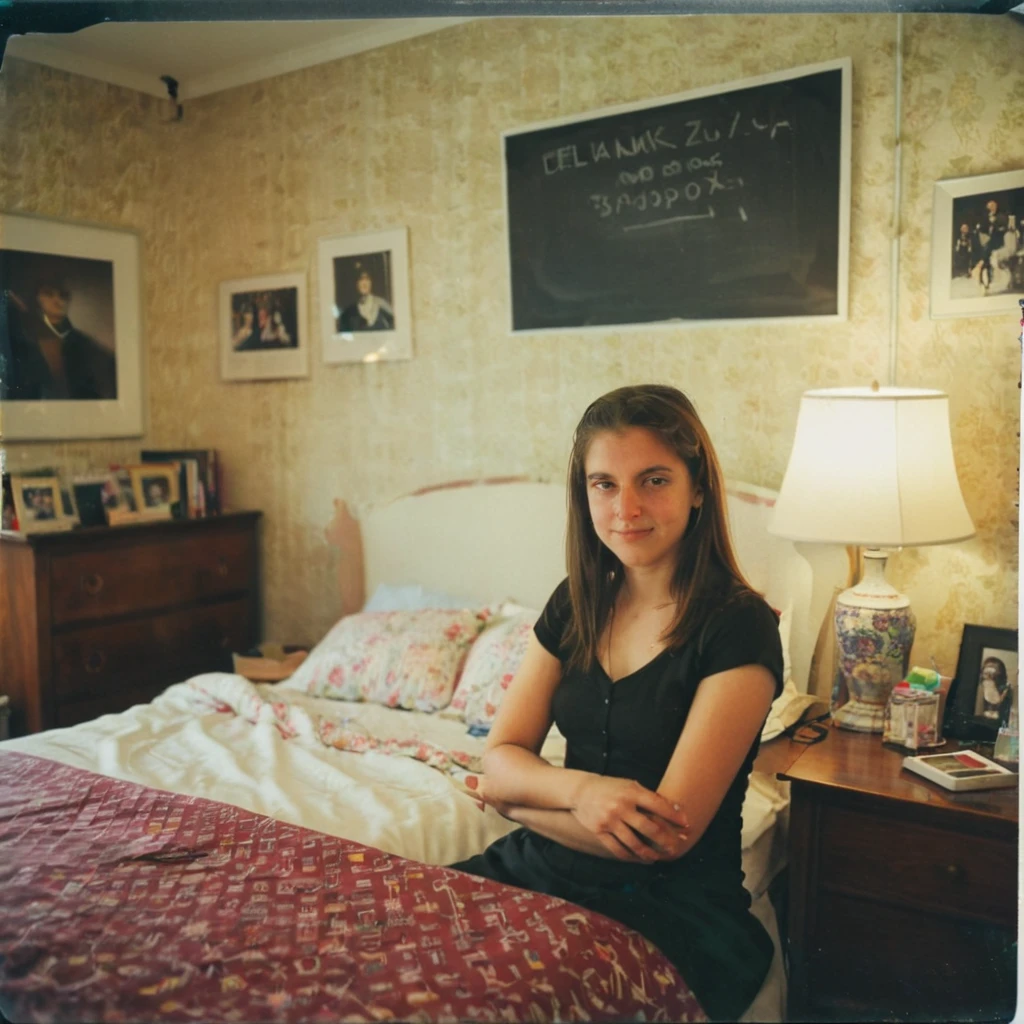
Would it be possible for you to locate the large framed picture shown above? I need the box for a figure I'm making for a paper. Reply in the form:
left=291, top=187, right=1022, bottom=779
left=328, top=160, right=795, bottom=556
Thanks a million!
left=930, top=169, right=1024, bottom=319
left=946, top=624, right=1019, bottom=742
left=0, top=212, right=144, bottom=440
left=503, top=59, right=851, bottom=332
left=219, top=272, right=308, bottom=381
left=317, top=227, right=412, bottom=364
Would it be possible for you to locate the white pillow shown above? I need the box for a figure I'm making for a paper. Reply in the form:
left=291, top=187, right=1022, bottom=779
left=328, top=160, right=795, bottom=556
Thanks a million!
left=363, top=583, right=478, bottom=612
left=761, top=607, right=818, bottom=742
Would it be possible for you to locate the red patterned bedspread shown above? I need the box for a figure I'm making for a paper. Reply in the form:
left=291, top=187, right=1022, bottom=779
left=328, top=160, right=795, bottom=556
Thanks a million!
left=0, top=751, right=706, bottom=1023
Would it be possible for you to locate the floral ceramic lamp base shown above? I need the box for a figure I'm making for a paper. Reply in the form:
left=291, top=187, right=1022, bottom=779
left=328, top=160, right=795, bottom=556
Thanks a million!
left=832, top=549, right=916, bottom=733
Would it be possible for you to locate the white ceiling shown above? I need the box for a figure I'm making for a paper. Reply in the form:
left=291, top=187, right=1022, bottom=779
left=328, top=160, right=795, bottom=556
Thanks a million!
left=4, top=18, right=471, bottom=100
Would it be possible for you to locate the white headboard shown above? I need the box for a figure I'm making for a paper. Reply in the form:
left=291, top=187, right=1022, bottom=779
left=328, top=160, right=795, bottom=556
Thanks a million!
left=359, top=477, right=841, bottom=694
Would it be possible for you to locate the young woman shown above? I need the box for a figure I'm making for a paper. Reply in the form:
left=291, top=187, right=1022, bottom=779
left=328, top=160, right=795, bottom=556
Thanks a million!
left=451, top=384, right=784, bottom=1022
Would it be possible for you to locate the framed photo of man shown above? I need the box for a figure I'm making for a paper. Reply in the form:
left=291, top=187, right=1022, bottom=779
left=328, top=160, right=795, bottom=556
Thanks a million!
left=317, top=227, right=412, bottom=365
left=219, top=272, right=308, bottom=382
left=930, top=169, right=1024, bottom=319
left=0, top=213, right=143, bottom=440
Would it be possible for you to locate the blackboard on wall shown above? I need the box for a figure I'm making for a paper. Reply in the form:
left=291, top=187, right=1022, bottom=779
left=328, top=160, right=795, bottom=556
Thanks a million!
left=503, top=59, right=851, bottom=333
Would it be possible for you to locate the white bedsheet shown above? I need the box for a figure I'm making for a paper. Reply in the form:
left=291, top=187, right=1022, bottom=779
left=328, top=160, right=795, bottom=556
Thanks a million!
left=0, top=674, right=788, bottom=887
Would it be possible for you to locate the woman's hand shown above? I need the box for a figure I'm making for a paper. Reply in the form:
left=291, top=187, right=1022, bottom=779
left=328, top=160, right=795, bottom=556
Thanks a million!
left=570, top=776, right=689, bottom=863
left=464, top=775, right=515, bottom=819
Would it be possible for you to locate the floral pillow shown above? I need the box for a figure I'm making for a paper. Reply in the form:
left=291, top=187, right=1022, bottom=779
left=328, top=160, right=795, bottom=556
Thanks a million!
left=445, top=608, right=539, bottom=729
left=282, top=608, right=487, bottom=711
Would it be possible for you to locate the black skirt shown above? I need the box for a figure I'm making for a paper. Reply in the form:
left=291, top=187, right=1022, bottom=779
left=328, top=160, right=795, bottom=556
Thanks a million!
left=450, top=828, right=774, bottom=1022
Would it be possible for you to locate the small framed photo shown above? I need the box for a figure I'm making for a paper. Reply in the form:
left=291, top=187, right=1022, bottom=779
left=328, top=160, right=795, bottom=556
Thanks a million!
left=946, top=624, right=1019, bottom=741
left=72, top=474, right=113, bottom=528
left=219, top=272, right=308, bottom=382
left=10, top=475, right=69, bottom=533
left=101, top=466, right=152, bottom=526
left=318, top=227, right=412, bottom=364
left=930, top=169, right=1024, bottom=319
left=129, top=463, right=178, bottom=518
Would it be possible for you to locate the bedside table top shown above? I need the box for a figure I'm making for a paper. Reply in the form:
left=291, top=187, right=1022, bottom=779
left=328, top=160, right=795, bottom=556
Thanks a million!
left=779, top=725, right=1018, bottom=825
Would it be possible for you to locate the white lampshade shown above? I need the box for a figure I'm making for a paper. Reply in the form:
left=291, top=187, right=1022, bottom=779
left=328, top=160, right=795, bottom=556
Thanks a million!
left=769, top=387, right=975, bottom=547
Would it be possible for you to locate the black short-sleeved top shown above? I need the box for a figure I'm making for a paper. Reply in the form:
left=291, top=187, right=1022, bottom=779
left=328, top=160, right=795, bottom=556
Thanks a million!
left=534, top=577, right=784, bottom=895
left=451, top=578, right=784, bottom=1019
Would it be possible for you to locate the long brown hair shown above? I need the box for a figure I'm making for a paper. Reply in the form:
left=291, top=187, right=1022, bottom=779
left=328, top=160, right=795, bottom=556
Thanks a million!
left=562, top=384, right=757, bottom=672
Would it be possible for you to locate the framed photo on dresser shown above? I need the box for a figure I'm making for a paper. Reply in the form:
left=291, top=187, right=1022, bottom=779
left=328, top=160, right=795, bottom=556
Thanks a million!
left=0, top=212, right=144, bottom=440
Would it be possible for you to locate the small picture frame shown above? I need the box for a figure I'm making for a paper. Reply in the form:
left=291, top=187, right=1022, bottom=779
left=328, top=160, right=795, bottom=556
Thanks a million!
left=946, top=624, right=1019, bottom=741
left=72, top=474, right=113, bottom=528
left=129, top=463, right=178, bottom=518
left=219, top=272, right=308, bottom=382
left=318, top=227, right=412, bottom=365
left=10, top=474, right=70, bottom=533
left=101, top=466, right=159, bottom=526
left=930, top=169, right=1024, bottom=319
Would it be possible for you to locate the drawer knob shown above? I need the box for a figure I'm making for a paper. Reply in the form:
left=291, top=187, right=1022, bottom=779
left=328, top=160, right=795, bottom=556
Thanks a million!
left=945, top=863, right=966, bottom=881
left=215, top=559, right=229, bottom=578
left=81, top=572, right=105, bottom=596
left=84, top=650, right=108, bottom=674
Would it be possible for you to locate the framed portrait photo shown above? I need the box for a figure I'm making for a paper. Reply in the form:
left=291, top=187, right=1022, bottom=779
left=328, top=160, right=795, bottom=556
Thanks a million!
left=128, top=463, right=178, bottom=519
left=946, top=624, right=1019, bottom=742
left=219, top=272, right=308, bottom=382
left=10, top=475, right=71, bottom=533
left=0, top=212, right=144, bottom=440
left=317, top=227, right=412, bottom=365
left=930, top=169, right=1024, bottom=319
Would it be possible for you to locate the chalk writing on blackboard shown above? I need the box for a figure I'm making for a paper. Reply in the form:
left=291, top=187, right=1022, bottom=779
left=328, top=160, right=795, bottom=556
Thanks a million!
left=503, top=59, right=850, bottom=332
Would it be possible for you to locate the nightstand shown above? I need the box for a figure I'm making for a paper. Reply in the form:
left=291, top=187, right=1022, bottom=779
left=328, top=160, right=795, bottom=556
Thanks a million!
left=0, top=512, right=261, bottom=736
left=781, top=726, right=1017, bottom=1022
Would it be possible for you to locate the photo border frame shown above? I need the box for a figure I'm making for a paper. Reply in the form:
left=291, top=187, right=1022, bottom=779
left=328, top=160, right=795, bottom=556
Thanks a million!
left=501, top=57, right=852, bottom=335
left=1, top=211, right=144, bottom=440
left=219, top=271, right=309, bottom=382
left=10, top=474, right=73, bottom=534
left=946, top=623, right=1019, bottom=742
left=317, top=226, right=412, bottom=365
left=129, top=462, right=179, bottom=516
left=929, top=169, right=1024, bottom=319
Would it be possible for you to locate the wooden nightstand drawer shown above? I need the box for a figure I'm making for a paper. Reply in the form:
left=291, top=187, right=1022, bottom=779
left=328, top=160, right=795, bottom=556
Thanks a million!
left=53, top=599, right=252, bottom=703
left=821, top=804, right=1016, bottom=926
left=50, top=528, right=254, bottom=626
left=809, top=888, right=1016, bottom=1020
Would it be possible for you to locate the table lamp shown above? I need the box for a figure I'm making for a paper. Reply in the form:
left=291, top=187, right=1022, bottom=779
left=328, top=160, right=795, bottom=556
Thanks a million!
left=769, top=386, right=975, bottom=732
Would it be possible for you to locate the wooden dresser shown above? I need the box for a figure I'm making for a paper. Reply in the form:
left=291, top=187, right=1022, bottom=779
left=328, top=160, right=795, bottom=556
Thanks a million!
left=781, top=727, right=1018, bottom=1022
left=0, top=512, right=261, bottom=736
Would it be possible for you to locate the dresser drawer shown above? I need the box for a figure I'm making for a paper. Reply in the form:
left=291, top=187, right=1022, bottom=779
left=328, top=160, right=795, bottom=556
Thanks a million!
left=53, top=598, right=253, bottom=703
left=50, top=528, right=255, bottom=626
left=820, top=803, right=1016, bottom=926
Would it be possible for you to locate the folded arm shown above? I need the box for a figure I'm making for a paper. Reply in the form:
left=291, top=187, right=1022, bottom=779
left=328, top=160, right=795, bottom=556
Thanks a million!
left=481, top=635, right=689, bottom=862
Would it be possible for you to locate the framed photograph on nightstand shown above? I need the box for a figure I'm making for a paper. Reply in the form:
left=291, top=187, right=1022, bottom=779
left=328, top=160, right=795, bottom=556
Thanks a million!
left=946, top=624, right=1018, bottom=741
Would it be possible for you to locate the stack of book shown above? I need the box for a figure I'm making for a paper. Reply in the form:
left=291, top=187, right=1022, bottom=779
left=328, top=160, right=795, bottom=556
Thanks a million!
left=140, top=448, right=221, bottom=519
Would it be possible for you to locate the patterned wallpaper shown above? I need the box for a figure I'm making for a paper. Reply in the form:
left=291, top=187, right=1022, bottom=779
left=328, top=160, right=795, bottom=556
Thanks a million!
left=2, top=14, right=1021, bottom=681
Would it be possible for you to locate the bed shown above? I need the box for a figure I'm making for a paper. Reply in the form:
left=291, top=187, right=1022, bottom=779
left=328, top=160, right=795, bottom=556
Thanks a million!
left=0, top=478, right=841, bottom=1024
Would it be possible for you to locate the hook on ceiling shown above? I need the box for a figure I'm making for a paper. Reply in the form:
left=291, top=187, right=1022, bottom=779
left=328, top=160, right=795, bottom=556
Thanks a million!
left=160, top=74, right=183, bottom=122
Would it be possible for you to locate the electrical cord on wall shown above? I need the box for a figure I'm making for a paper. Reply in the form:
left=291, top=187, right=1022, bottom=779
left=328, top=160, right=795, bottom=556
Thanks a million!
left=888, top=13, right=904, bottom=388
